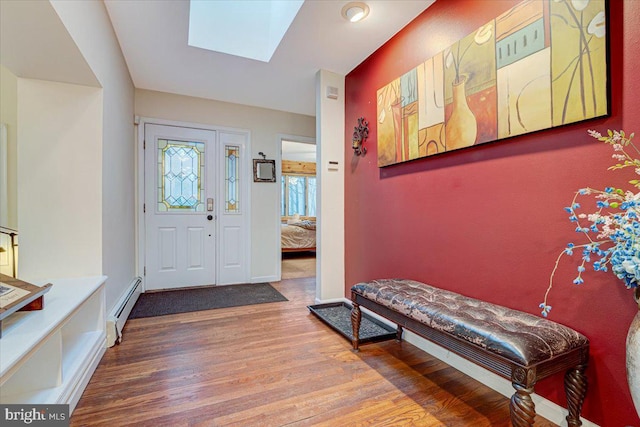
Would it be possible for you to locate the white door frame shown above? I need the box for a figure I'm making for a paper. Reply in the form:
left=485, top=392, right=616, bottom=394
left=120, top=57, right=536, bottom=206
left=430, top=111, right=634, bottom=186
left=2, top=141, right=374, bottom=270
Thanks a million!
left=275, top=133, right=316, bottom=281
left=136, top=116, right=251, bottom=290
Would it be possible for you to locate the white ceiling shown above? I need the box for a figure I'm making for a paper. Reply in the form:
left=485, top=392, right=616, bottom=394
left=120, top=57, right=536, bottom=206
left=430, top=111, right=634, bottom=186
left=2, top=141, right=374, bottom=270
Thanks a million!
left=104, top=0, right=435, bottom=117
left=0, top=0, right=99, bottom=88
left=282, top=140, right=316, bottom=162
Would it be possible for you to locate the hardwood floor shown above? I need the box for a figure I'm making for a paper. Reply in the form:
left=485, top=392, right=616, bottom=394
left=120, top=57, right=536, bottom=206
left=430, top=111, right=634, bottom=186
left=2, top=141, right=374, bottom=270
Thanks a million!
left=71, top=274, right=557, bottom=427
left=281, top=251, right=316, bottom=280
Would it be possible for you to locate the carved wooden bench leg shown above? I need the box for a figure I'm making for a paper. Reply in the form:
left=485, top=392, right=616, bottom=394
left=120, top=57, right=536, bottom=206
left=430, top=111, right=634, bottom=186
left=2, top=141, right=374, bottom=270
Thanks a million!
left=396, top=324, right=403, bottom=342
left=510, top=383, right=536, bottom=427
left=351, top=302, right=361, bottom=352
left=565, top=364, right=588, bottom=427
left=510, top=367, right=536, bottom=427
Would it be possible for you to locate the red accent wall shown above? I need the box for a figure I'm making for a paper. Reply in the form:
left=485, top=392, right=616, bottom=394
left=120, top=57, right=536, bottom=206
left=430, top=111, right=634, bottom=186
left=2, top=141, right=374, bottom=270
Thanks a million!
left=344, top=0, right=640, bottom=425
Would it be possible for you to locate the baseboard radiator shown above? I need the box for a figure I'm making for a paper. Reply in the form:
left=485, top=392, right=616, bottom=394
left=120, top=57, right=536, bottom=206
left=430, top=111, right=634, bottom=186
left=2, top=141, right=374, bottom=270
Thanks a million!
left=106, top=277, right=142, bottom=347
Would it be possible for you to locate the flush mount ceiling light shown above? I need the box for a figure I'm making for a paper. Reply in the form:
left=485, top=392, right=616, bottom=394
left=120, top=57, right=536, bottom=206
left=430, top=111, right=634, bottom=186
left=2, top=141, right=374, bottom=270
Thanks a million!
left=341, top=2, right=370, bottom=23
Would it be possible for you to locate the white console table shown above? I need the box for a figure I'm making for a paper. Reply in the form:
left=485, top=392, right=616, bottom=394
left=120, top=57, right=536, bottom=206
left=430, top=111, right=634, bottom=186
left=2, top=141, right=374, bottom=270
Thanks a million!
left=0, top=276, right=106, bottom=413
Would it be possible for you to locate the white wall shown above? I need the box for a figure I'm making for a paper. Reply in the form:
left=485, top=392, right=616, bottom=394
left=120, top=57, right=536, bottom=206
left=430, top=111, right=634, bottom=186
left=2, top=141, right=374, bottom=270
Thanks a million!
left=315, top=70, right=345, bottom=301
left=135, top=89, right=315, bottom=281
left=51, top=0, right=136, bottom=310
left=17, top=79, right=103, bottom=281
left=0, top=65, right=18, bottom=230
left=0, top=66, right=17, bottom=277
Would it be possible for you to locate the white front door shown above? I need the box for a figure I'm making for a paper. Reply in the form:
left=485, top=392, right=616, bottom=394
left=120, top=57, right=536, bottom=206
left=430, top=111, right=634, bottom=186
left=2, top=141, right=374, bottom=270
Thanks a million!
left=144, top=124, right=217, bottom=290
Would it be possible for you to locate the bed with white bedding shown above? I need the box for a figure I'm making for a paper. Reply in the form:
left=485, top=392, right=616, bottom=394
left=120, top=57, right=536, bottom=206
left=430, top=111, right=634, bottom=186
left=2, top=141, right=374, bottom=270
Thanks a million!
left=281, top=221, right=316, bottom=252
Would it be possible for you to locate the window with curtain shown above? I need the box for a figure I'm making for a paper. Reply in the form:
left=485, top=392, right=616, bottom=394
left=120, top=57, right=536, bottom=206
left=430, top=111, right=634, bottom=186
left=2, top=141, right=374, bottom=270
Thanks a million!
left=281, top=174, right=316, bottom=218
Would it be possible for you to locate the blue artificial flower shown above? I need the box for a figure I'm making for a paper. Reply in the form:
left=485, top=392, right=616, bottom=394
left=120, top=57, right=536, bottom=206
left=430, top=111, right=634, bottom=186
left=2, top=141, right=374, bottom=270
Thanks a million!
left=539, top=303, right=552, bottom=317
left=542, top=131, right=640, bottom=317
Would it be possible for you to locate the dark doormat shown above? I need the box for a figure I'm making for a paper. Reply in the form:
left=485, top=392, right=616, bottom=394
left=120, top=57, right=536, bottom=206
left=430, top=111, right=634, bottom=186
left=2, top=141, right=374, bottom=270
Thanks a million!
left=129, top=283, right=288, bottom=319
left=308, top=302, right=397, bottom=344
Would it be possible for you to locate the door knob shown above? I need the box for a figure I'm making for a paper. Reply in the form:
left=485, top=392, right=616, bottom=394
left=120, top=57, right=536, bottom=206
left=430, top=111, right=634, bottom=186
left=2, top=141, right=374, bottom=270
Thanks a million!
left=207, top=215, right=213, bottom=221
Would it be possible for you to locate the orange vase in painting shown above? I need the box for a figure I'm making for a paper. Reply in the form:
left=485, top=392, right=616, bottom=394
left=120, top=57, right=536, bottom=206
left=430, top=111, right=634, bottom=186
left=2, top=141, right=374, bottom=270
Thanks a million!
left=445, top=76, right=477, bottom=151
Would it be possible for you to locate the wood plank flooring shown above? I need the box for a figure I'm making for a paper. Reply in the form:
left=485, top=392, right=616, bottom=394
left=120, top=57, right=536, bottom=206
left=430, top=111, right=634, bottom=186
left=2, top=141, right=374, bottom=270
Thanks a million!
left=71, top=269, right=557, bottom=426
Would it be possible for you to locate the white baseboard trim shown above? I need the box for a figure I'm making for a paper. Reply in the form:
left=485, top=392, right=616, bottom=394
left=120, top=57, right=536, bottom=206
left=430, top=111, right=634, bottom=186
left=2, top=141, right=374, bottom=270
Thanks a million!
left=314, top=297, right=347, bottom=305
left=252, top=275, right=278, bottom=283
left=64, top=332, right=106, bottom=414
left=316, top=297, right=598, bottom=427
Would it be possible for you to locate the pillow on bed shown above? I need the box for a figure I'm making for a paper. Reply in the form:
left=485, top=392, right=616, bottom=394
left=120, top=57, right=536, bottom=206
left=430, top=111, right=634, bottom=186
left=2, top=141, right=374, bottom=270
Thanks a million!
left=287, top=214, right=301, bottom=224
left=288, top=220, right=316, bottom=230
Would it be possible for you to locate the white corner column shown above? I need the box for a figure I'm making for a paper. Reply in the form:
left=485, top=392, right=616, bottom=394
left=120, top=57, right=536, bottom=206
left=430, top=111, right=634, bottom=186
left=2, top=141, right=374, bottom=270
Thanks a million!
left=315, top=70, right=345, bottom=302
left=17, top=78, right=103, bottom=281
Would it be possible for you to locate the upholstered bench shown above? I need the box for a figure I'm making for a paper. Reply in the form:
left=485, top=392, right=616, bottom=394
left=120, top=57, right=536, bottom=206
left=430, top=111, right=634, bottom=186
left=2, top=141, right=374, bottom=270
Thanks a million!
left=350, top=279, right=589, bottom=427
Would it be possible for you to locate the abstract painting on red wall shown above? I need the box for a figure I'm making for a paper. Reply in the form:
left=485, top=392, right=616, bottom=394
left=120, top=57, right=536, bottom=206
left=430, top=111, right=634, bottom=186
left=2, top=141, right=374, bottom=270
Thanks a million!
left=376, top=0, right=608, bottom=167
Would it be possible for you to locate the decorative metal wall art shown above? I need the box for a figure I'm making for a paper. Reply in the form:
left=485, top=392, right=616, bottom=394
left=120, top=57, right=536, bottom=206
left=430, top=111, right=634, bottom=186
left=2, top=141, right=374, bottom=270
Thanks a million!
left=352, top=117, right=369, bottom=156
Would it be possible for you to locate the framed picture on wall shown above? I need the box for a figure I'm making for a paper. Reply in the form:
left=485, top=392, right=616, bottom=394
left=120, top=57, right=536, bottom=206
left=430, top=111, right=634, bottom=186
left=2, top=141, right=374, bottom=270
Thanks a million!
left=253, top=159, right=276, bottom=182
left=376, top=0, right=609, bottom=167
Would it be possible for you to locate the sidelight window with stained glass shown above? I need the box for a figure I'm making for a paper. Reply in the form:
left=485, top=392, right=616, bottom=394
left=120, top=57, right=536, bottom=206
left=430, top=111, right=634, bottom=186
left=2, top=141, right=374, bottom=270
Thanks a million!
left=157, top=139, right=205, bottom=212
left=225, top=145, right=240, bottom=213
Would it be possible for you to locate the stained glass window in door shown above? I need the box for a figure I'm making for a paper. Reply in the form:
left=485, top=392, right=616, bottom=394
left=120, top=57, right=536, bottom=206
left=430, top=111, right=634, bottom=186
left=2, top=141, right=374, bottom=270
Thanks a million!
left=225, top=145, right=240, bottom=213
left=157, top=139, right=204, bottom=212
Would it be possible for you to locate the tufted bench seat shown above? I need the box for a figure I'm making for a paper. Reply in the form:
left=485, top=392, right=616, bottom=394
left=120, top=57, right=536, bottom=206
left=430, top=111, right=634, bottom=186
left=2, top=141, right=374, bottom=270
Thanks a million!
left=350, top=279, right=589, bottom=427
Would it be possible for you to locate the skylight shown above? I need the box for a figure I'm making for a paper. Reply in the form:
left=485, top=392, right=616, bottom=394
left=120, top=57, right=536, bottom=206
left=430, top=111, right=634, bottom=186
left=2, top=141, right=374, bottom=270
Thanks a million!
left=188, top=0, right=304, bottom=63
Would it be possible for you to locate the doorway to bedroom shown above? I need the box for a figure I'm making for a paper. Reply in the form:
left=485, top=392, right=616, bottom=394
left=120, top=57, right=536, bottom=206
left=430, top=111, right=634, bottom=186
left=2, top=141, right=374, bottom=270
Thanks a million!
left=280, top=137, right=316, bottom=280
